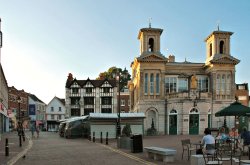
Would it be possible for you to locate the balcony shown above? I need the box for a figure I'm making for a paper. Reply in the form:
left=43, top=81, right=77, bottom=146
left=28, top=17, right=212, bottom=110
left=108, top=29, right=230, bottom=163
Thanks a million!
left=69, top=92, right=81, bottom=97
left=166, top=92, right=212, bottom=100
left=101, top=105, right=112, bottom=109
left=84, top=105, right=94, bottom=109
left=71, top=104, right=80, bottom=109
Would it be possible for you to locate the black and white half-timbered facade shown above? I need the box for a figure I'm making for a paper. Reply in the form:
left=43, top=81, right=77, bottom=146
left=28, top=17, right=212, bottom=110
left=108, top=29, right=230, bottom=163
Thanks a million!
left=65, top=73, right=117, bottom=118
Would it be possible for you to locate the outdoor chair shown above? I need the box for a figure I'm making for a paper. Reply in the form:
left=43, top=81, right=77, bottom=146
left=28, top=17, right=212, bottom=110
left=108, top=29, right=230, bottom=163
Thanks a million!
left=217, top=141, right=242, bottom=165
left=202, top=148, right=223, bottom=165
left=181, top=139, right=196, bottom=160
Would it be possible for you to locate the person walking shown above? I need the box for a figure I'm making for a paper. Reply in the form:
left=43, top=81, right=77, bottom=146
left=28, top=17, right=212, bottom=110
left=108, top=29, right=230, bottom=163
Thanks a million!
left=36, top=125, right=40, bottom=138
left=240, top=127, right=250, bottom=153
left=31, top=123, right=35, bottom=138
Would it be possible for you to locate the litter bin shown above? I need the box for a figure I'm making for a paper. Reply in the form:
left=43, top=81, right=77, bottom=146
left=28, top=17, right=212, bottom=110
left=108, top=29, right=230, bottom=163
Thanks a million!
left=131, top=134, right=143, bottom=153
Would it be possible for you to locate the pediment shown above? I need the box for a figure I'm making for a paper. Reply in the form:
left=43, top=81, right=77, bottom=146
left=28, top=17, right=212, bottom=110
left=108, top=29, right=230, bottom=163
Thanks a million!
left=137, top=53, right=167, bottom=62
left=210, top=54, right=240, bottom=65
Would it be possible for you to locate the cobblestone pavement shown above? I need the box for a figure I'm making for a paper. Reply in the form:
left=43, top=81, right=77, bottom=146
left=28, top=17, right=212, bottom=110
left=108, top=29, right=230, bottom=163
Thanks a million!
left=1, top=131, right=249, bottom=165
left=0, top=131, right=30, bottom=165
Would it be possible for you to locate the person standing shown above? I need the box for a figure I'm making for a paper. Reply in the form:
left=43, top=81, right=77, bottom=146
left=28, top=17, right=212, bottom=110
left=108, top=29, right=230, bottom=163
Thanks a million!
left=31, top=124, right=35, bottom=138
left=241, top=127, right=250, bottom=145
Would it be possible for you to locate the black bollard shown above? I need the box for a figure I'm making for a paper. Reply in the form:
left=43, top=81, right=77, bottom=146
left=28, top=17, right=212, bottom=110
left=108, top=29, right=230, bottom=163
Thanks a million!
left=100, top=132, right=103, bottom=143
left=106, top=132, right=108, bottom=145
left=93, top=132, right=95, bottom=143
left=5, top=138, right=9, bottom=156
left=22, top=130, right=25, bottom=142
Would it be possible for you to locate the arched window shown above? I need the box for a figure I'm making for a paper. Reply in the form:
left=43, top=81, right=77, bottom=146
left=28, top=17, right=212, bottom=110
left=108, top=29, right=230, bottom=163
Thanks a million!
left=150, top=73, right=154, bottom=94
left=209, top=43, right=212, bottom=57
left=221, top=74, right=226, bottom=94
left=216, top=74, right=220, bottom=95
left=219, top=41, right=224, bottom=54
left=144, top=73, right=148, bottom=94
left=170, top=109, right=177, bottom=114
left=226, top=74, right=231, bottom=95
left=148, top=38, right=154, bottom=52
left=190, top=108, right=198, bottom=113
left=156, top=73, right=160, bottom=94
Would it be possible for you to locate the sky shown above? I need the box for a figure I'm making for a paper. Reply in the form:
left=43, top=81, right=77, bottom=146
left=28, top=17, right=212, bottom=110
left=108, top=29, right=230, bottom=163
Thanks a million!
left=0, top=0, right=250, bottom=104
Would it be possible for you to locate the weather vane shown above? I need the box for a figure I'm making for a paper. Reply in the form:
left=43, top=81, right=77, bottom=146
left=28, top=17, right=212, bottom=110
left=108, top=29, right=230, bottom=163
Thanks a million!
left=217, top=20, right=220, bottom=31
left=149, top=17, right=152, bottom=28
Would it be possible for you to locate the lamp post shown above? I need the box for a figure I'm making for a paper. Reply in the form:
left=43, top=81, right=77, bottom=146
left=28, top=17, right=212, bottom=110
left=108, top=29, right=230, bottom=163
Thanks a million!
left=113, top=72, right=121, bottom=137
left=17, top=96, right=22, bottom=147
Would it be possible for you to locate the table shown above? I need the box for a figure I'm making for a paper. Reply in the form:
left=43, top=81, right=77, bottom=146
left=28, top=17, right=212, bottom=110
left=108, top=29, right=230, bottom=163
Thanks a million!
left=192, top=142, right=202, bottom=150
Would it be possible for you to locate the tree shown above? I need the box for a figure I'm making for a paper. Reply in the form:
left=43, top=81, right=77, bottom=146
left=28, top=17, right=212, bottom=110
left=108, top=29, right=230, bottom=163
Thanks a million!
left=96, top=66, right=131, bottom=91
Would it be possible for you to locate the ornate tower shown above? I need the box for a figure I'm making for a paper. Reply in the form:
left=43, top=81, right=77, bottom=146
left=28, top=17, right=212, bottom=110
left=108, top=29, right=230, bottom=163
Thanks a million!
left=138, top=27, right=163, bottom=55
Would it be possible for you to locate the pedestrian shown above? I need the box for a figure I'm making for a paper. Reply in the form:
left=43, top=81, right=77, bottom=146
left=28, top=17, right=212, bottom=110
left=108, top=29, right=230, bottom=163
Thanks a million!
left=197, top=128, right=215, bottom=155
left=31, top=124, right=35, bottom=138
left=240, top=127, right=250, bottom=152
left=36, top=125, right=40, bottom=138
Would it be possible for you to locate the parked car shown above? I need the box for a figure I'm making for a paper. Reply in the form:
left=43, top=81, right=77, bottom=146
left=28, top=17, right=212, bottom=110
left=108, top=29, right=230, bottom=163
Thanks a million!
left=64, top=116, right=89, bottom=139
left=59, top=121, right=67, bottom=137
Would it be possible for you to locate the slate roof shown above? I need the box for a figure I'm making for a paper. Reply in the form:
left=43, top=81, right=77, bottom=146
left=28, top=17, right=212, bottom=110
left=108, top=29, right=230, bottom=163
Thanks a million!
left=29, top=94, right=45, bottom=104
left=66, top=78, right=116, bottom=88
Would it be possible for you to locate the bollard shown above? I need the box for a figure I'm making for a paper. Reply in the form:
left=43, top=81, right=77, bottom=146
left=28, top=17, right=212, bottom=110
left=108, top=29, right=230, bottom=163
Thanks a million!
left=100, top=132, right=103, bottom=143
left=22, top=130, right=25, bottom=142
left=5, top=138, right=9, bottom=156
left=106, top=132, right=108, bottom=145
left=93, top=132, right=95, bottom=143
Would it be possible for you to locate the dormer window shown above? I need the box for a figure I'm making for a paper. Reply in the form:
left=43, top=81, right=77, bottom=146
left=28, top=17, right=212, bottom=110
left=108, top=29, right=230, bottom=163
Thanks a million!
left=103, top=87, right=110, bottom=93
left=148, top=38, right=154, bottom=52
left=72, top=88, right=78, bottom=94
left=86, top=88, right=92, bottom=93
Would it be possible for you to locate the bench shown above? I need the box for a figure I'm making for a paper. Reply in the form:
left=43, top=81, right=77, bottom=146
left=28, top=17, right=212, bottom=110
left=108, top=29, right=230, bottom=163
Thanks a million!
left=144, top=147, right=177, bottom=163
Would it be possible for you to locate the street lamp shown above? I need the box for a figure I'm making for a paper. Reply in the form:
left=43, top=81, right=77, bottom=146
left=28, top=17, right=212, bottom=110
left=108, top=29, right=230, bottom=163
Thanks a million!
left=113, top=68, right=128, bottom=137
left=17, top=96, right=22, bottom=147
left=113, top=72, right=121, bottom=137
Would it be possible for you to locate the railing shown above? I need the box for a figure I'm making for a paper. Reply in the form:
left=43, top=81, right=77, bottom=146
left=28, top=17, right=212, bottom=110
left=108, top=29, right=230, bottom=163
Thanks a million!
left=69, top=93, right=81, bottom=97
left=166, top=92, right=212, bottom=99
left=71, top=104, right=80, bottom=109
left=84, top=105, right=94, bottom=109
left=101, top=105, right=112, bottom=109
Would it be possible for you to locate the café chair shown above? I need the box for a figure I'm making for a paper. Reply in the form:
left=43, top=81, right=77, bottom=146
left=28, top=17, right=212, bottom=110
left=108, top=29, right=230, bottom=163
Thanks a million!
left=181, top=139, right=196, bottom=160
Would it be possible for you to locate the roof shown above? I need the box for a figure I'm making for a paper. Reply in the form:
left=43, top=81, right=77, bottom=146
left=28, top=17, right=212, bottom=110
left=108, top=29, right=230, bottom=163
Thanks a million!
left=66, top=78, right=116, bottom=88
left=204, top=30, right=233, bottom=41
left=66, top=116, right=88, bottom=122
left=56, top=96, right=65, bottom=105
left=29, top=93, right=45, bottom=104
left=89, top=113, right=145, bottom=119
left=138, top=28, right=163, bottom=39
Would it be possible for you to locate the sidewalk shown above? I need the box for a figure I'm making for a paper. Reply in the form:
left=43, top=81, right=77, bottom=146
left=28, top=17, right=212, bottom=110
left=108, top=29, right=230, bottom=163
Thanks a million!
left=0, top=131, right=29, bottom=165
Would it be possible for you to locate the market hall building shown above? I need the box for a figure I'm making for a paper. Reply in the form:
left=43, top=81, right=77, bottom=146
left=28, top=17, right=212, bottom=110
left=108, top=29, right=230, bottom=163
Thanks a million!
left=128, top=25, right=240, bottom=135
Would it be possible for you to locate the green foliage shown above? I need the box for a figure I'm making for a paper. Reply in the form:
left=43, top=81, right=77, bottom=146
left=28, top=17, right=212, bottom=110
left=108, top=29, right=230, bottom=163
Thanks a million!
left=122, top=123, right=132, bottom=137
left=96, top=66, right=131, bottom=91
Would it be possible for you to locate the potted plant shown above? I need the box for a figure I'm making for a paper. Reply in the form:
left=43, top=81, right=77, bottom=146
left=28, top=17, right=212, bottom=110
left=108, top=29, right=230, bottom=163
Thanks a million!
left=117, top=123, right=132, bottom=149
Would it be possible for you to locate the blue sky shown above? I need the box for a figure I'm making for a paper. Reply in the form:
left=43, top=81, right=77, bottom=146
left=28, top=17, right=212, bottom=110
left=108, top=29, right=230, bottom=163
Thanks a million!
left=0, top=0, right=250, bottom=104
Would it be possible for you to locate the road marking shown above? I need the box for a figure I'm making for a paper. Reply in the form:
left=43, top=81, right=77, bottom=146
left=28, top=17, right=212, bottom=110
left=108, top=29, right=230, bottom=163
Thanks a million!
left=7, top=135, right=33, bottom=165
left=98, top=144, right=157, bottom=165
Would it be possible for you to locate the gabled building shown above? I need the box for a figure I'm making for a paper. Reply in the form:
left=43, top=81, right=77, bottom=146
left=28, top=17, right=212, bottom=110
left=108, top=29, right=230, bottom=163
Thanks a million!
left=65, top=74, right=117, bottom=117
left=46, top=96, right=66, bottom=132
left=8, top=86, right=29, bottom=129
left=129, top=26, right=240, bottom=135
left=28, top=94, right=46, bottom=130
